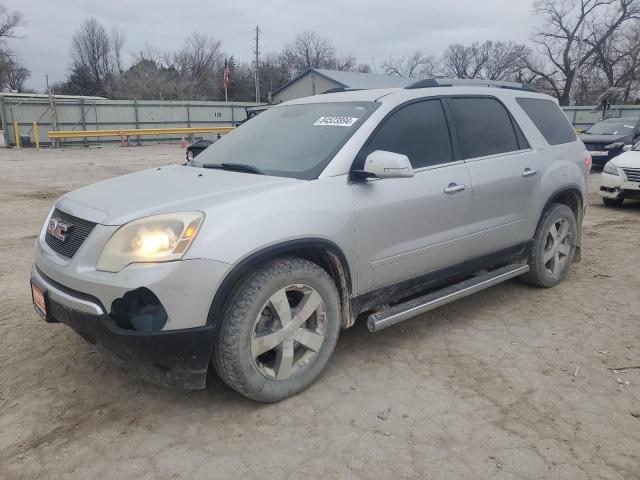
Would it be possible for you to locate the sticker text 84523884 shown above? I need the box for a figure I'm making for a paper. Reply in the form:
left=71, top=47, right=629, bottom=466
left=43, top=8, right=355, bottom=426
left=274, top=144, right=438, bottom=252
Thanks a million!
left=313, top=117, right=359, bottom=127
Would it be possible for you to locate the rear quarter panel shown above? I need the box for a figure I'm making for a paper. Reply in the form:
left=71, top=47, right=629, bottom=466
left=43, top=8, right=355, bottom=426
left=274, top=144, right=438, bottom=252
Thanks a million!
left=501, top=94, right=588, bottom=237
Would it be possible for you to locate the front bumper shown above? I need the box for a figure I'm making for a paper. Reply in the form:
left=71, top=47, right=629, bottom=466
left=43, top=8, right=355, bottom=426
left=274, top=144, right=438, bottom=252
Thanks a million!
left=31, top=266, right=215, bottom=389
left=599, top=171, right=640, bottom=199
left=588, top=150, right=615, bottom=166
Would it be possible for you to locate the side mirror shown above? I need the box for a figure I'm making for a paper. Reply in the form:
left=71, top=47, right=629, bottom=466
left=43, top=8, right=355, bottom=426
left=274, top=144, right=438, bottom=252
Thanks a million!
left=623, top=144, right=632, bottom=152
left=352, top=150, right=414, bottom=180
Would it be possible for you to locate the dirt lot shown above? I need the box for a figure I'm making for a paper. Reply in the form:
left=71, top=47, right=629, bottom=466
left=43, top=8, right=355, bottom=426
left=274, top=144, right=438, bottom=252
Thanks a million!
left=0, top=145, right=639, bottom=480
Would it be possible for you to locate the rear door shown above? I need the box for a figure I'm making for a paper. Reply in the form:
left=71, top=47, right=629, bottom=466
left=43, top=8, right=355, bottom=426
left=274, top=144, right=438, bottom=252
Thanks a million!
left=448, top=96, right=537, bottom=259
left=351, top=98, right=472, bottom=293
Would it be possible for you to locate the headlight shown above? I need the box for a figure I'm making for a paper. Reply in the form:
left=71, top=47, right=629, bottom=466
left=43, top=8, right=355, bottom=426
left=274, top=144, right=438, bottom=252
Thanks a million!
left=97, top=212, right=203, bottom=272
left=603, top=161, right=619, bottom=176
left=604, top=142, right=625, bottom=150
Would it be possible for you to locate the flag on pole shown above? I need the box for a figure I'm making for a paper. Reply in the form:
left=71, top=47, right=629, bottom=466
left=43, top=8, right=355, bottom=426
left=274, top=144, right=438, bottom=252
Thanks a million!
left=223, top=59, right=230, bottom=101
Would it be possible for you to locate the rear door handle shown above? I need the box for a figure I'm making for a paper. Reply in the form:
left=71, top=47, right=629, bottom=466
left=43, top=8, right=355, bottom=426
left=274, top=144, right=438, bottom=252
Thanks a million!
left=522, top=168, right=537, bottom=177
left=444, top=183, right=467, bottom=194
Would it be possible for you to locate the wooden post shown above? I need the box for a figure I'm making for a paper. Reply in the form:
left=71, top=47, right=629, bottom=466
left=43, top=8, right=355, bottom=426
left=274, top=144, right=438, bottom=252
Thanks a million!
left=134, top=99, right=141, bottom=146
left=14, top=121, right=20, bottom=148
left=186, top=103, right=192, bottom=142
left=80, top=97, right=87, bottom=147
left=0, top=95, right=9, bottom=148
left=33, top=122, right=40, bottom=149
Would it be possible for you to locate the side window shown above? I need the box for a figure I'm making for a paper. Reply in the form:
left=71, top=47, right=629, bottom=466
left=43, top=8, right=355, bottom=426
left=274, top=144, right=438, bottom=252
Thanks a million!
left=450, top=97, right=521, bottom=159
left=516, top=97, right=577, bottom=145
left=361, top=99, right=453, bottom=169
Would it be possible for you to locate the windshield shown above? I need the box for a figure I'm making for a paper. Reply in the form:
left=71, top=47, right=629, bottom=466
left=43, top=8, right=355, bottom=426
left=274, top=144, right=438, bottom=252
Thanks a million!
left=585, top=120, right=636, bottom=135
left=192, top=102, right=378, bottom=179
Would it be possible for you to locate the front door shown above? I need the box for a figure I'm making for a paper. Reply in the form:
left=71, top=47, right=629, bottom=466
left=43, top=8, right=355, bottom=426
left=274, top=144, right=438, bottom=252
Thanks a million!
left=351, top=99, right=472, bottom=294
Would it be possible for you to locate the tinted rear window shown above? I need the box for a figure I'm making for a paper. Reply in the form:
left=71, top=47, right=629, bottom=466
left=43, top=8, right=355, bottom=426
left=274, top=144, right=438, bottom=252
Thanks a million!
left=516, top=98, right=577, bottom=145
left=450, top=97, right=521, bottom=159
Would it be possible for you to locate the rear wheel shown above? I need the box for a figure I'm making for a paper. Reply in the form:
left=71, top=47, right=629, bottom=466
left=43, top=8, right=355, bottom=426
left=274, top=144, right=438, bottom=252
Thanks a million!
left=603, top=196, right=624, bottom=207
left=213, top=257, right=341, bottom=402
left=522, top=203, right=577, bottom=288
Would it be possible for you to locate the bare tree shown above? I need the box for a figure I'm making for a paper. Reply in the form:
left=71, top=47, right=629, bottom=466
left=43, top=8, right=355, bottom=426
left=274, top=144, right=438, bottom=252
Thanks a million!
left=529, top=0, right=640, bottom=105
left=4, top=59, right=28, bottom=90
left=70, top=18, right=113, bottom=89
left=0, top=4, right=29, bottom=91
left=0, top=4, right=22, bottom=46
left=107, top=57, right=182, bottom=100
left=442, top=41, right=531, bottom=81
left=283, top=31, right=336, bottom=75
left=382, top=51, right=440, bottom=78
left=168, top=31, right=222, bottom=79
left=588, top=22, right=640, bottom=101
left=110, top=26, right=126, bottom=74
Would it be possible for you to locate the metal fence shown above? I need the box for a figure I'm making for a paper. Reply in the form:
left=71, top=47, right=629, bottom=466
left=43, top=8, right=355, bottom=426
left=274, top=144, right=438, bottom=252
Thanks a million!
left=562, top=105, right=640, bottom=130
left=3, top=93, right=640, bottom=147
left=0, top=94, right=263, bottom=146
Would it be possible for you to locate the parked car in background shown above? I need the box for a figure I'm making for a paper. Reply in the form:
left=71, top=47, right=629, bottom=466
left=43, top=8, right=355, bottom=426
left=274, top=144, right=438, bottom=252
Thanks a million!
left=31, top=79, right=588, bottom=402
left=186, top=107, right=269, bottom=160
left=600, top=142, right=640, bottom=206
left=186, top=136, right=218, bottom=161
left=579, top=117, right=640, bottom=168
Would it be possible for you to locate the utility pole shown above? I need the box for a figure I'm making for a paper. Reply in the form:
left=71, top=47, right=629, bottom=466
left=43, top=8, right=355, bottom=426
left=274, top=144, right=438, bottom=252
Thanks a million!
left=254, top=26, right=260, bottom=103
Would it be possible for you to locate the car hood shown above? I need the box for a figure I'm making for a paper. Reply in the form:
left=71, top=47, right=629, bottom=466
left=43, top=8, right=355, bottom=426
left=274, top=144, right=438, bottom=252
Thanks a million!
left=57, top=164, right=298, bottom=225
left=609, top=150, right=640, bottom=168
left=579, top=133, right=631, bottom=144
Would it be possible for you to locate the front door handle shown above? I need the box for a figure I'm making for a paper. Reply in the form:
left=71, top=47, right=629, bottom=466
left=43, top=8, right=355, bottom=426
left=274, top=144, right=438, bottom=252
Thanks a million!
left=444, top=183, right=467, bottom=194
left=522, top=168, right=537, bottom=177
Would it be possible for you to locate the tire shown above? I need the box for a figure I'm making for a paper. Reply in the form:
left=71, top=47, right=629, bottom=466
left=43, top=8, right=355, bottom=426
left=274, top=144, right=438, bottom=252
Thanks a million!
left=603, top=196, right=624, bottom=207
left=213, top=257, right=341, bottom=402
left=521, top=203, right=578, bottom=288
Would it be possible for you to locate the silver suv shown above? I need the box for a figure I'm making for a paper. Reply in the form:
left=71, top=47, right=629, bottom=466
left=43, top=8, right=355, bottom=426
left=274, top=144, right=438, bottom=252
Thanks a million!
left=31, top=79, right=590, bottom=402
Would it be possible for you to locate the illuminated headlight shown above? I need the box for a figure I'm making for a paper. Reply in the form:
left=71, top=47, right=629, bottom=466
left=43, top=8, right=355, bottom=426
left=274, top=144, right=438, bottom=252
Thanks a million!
left=603, top=161, right=620, bottom=176
left=97, top=212, right=203, bottom=272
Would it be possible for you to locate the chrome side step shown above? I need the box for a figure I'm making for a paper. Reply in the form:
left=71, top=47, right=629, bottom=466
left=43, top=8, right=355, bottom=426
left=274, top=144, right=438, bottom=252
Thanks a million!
left=367, top=263, right=530, bottom=332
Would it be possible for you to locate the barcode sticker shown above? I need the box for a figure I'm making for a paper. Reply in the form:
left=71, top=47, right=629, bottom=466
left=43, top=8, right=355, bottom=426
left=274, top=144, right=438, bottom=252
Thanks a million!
left=313, top=117, right=359, bottom=127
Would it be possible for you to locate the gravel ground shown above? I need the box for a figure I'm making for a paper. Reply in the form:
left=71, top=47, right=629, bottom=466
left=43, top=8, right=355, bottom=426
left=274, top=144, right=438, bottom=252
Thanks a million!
left=0, top=145, right=639, bottom=480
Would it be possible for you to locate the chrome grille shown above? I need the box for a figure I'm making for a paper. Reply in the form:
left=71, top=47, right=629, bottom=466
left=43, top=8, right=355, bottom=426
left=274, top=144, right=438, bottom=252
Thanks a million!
left=44, top=208, right=97, bottom=258
left=623, top=167, right=640, bottom=182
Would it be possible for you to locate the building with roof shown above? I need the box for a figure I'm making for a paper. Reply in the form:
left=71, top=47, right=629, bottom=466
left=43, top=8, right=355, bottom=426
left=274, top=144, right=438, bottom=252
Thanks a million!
left=271, top=68, right=412, bottom=103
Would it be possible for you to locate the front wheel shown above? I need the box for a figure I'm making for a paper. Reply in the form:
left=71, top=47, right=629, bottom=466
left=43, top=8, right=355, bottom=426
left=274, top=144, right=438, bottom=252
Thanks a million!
left=521, top=203, right=578, bottom=288
left=213, top=257, right=341, bottom=402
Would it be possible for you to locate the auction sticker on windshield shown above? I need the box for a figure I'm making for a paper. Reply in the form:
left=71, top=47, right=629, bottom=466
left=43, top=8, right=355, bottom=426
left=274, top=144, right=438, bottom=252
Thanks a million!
left=313, top=117, right=359, bottom=127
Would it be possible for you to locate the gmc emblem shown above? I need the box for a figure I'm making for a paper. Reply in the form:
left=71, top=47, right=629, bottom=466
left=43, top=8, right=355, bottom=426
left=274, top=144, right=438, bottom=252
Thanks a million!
left=47, top=217, right=73, bottom=242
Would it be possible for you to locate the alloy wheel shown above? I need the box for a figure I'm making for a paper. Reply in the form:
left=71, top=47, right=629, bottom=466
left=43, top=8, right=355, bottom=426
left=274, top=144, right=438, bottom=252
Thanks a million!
left=250, top=284, right=327, bottom=380
left=543, top=218, right=572, bottom=278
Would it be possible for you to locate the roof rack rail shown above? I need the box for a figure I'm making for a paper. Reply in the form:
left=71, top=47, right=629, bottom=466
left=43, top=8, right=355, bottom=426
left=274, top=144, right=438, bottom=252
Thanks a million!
left=321, top=87, right=363, bottom=94
left=405, top=78, right=536, bottom=92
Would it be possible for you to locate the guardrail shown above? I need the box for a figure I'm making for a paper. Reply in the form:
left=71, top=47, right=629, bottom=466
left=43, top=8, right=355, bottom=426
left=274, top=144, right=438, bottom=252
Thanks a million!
left=47, top=126, right=235, bottom=139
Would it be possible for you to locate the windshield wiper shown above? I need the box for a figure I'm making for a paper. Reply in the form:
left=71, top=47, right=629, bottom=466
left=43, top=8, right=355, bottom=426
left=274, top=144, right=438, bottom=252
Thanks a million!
left=202, top=162, right=265, bottom=175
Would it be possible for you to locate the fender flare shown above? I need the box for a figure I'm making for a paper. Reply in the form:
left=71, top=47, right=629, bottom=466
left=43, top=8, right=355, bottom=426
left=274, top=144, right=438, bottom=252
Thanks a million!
left=206, top=238, right=353, bottom=328
left=534, top=185, right=585, bottom=255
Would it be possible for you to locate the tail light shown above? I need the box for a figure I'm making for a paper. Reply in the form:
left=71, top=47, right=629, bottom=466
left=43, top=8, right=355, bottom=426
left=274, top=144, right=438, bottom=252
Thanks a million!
left=584, top=154, right=592, bottom=171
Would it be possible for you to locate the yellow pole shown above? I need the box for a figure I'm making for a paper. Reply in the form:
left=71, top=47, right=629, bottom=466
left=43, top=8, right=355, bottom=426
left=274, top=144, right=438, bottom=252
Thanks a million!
left=33, top=122, right=40, bottom=149
left=14, top=122, right=21, bottom=149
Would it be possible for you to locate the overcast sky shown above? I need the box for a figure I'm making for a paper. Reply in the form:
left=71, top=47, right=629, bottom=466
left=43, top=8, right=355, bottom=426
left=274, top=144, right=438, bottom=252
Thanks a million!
left=12, top=0, right=535, bottom=91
